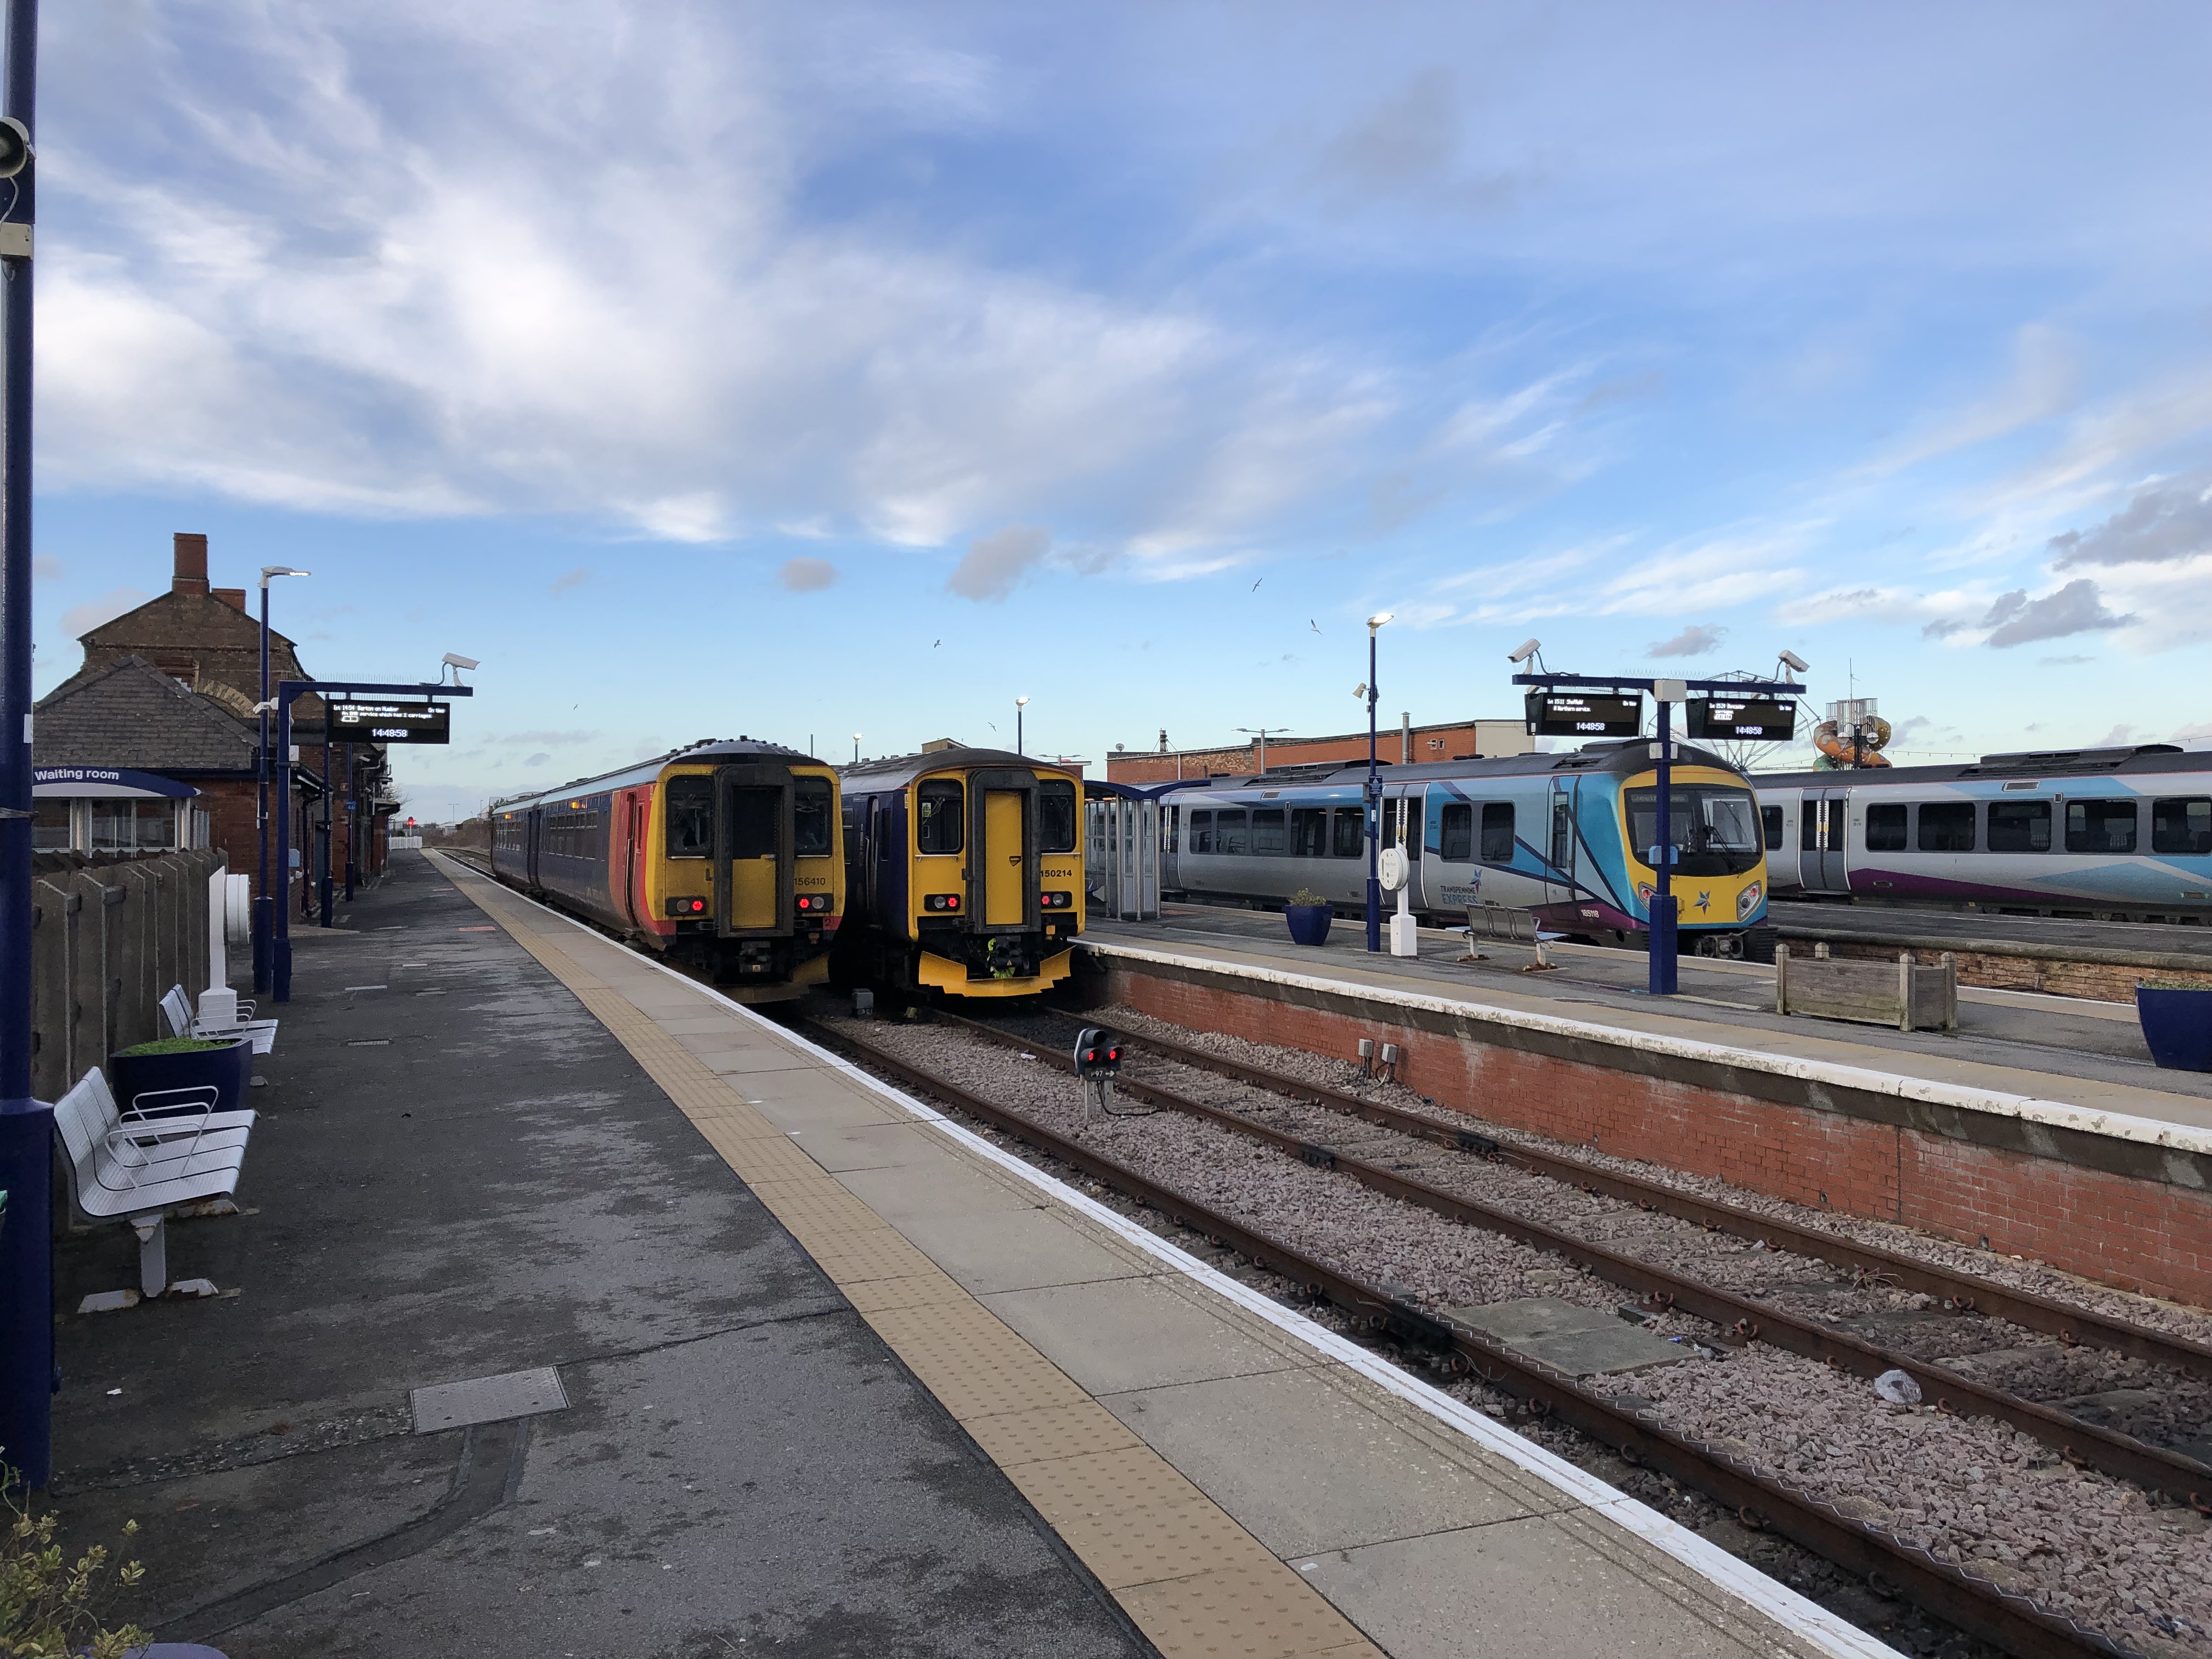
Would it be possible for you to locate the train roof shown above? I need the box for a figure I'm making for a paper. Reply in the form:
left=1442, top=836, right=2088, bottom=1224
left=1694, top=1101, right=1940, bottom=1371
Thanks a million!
left=492, top=737, right=819, bottom=815
left=1150, top=739, right=1746, bottom=795
left=1752, top=743, right=2198, bottom=790
left=837, top=747, right=1084, bottom=793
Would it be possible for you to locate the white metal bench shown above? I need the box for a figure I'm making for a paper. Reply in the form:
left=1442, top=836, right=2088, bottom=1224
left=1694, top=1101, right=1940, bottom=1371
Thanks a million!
left=161, top=983, right=278, bottom=1056
left=54, top=1068, right=256, bottom=1311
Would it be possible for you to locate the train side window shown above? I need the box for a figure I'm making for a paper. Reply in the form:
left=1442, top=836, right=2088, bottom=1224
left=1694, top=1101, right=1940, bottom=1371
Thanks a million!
left=1865, top=803, right=1908, bottom=851
left=1250, top=808, right=1286, bottom=855
left=1762, top=805, right=1784, bottom=851
left=1188, top=809, right=1214, bottom=854
left=794, top=778, right=834, bottom=856
left=1331, top=807, right=1363, bottom=857
left=2066, top=799, right=2137, bottom=854
left=1166, top=806, right=1180, bottom=854
left=1038, top=779, right=1078, bottom=854
left=729, top=791, right=778, bottom=859
left=1549, top=798, right=1572, bottom=870
left=917, top=780, right=964, bottom=854
left=1480, top=803, right=1515, bottom=862
left=1290, top=807, right=1329, bottom=857
left=2152, top=797, right=2212, bottom=855
left=1216, top=808, right=1249, bottom=855
left=1917, top=802, right=1975, bottom=852
left=1800, top=808, right=1820, bottom=851
left=665, top=778, right=713, bottom=857
left=1987, top=800, right=2051, bottom=853
left=1439, top=803, right=1472, bottom=861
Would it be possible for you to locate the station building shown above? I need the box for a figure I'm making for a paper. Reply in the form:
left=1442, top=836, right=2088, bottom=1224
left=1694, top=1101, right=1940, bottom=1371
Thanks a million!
left=31, top=533, right=397, bottom=905
left=1105, top=714, right=1532, bottom=785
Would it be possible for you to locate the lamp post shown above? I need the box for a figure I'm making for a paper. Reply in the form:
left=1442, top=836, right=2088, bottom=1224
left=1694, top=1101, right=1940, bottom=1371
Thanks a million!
left=1015, top=695, right=1029, bottom=756
left=1650, top=679, right=1685, bottom=996
left=851, top=733, right=861, bottom=764
left=1235, top=726, right=1290, bottom=774
left=254, top=566, right=308, bottom=994
left=1363, top=612, right=1392, bottom=952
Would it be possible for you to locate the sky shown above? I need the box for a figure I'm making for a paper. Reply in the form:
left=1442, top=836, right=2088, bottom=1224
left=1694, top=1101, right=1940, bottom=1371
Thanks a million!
left=26, top=2, right=2212, bottom=820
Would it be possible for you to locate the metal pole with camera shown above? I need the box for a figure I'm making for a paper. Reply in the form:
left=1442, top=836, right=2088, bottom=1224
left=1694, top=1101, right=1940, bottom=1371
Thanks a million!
left=1649, top=679, right=1684, bottom=996
left=1363, top=612, right=1391, bottom=952
left=0, top=0, right=46, bottom=1492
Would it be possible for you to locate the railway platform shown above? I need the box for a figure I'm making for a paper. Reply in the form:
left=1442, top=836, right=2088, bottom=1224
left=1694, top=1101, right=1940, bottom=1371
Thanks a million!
left=35, top=848, right=1899, bottom=1659
left=1077, top=906, right=2212, bottom=1313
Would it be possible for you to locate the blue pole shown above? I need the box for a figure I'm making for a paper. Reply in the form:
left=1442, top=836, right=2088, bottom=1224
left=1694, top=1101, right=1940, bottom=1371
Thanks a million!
left=274, top=690, right=294, bottom=1001
left=1650, top=698, right=1678, bottom=995
left=317, top=733, right=332, bottom=928
left=342, top=741, right=354, bottom=901
left=0, top=0, right=47, bottom=1494
left=253, top=582, right=271, bottom=994
left=1364, top=628, right=1380, bottom=952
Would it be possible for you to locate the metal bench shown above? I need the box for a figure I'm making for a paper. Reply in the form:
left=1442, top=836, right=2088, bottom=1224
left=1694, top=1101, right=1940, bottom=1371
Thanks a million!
left=161, top=983, right=278, bottom=1056
left=54, top=1068, right=256, bottom=1311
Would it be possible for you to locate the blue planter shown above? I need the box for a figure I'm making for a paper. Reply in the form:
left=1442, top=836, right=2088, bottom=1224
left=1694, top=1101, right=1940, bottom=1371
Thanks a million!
left=110, top=1039, right=253, bottom=1117
left=1285, top=904, right=1333, bottom=947
left=2136, top=986, right=2212, bottom=1071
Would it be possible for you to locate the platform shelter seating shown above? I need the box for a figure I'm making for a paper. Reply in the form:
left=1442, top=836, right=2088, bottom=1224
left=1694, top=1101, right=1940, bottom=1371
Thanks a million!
left=54, top=1068, right=255, bottom=1306
left=161, top=983, right=278, bottom=1055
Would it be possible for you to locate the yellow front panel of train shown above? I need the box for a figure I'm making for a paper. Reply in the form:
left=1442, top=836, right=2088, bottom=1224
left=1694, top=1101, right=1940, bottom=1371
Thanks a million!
left=729, top=784, right=780, bottom=929
left=983, top=789, right=1025, bottom=924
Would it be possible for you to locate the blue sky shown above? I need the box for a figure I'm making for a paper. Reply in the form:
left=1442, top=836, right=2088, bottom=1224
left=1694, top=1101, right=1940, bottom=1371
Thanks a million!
left=28, top=3, right=2212, bottom=819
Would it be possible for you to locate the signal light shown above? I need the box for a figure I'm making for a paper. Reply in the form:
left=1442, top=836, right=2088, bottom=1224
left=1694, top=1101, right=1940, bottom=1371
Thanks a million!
left=668, top=896, right=708, bottom=916
left=924, top=893, right=961, bottom=912
left=797, top=894, right=830, bottom=913
left=1041, top=890, right=1074, bottom=910
left=1073, top=1026, right=1123, bottom=1079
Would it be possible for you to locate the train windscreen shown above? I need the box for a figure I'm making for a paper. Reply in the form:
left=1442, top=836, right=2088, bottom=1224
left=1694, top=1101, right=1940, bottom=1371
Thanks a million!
left=1624, top=785, right=1762, bottom=877
left=794, top=778, right=834, bottom=856
left=665, top=777, right=713, bottom=856
left=1039, top=780, right=1077, bottom=854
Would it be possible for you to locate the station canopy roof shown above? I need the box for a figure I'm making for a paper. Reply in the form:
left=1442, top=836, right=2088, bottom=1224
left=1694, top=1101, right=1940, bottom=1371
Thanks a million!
left=32, top=766, right=199, bottom=799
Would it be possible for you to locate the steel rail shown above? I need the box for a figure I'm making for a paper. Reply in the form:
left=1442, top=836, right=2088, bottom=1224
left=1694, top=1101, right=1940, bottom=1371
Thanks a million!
left=941, top=1010, right=2212, bottom=1510
left=1052, top=1012, right=2212, bottom=1384
left=805, top=1016, right=2130, bottom=1659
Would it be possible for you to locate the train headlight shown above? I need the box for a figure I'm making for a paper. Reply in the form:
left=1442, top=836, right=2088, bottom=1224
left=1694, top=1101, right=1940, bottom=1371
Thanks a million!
left=1736, top=881, right=1763, bottom=921
left=924, top=893, right=962, bottom=912
left=667, top=896, right=709, bottom=917
left=1041, top=890, right=1074, bottom=910
left=796, top=893, right=830, bottom=913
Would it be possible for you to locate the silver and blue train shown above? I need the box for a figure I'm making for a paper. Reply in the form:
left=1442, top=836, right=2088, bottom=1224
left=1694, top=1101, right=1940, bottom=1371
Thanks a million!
left=1153, top=739, right=1769, bottom=949
left=1756, top=744, right=2212, bottom=919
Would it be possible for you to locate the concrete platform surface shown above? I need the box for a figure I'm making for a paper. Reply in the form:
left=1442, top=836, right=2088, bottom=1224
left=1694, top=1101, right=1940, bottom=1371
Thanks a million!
left=417, top=855, right=1899, bottom=1659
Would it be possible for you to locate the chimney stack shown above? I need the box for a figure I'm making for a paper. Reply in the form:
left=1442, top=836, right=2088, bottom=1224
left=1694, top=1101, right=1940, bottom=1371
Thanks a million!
left=172, top=532, right=210, bottom=596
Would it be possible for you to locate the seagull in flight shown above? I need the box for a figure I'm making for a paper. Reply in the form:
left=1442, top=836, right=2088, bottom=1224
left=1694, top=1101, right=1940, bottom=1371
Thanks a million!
left=1309, top=620, right=1320, bottom=634
left=932, top=639, right=940, bottom=647
left=1251, top=577, right=1263, bottom=591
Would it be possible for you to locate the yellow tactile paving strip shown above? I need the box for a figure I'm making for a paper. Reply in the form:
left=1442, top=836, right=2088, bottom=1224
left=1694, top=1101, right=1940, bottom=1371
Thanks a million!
left=433, top=857, right=1384, bottom=1659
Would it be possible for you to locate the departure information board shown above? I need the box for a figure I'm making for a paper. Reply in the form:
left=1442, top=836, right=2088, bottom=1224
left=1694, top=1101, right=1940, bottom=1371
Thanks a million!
left=331, top=701, right=451, bottom=744
left=1524, top=691, right=1643, bottom=738
left=1684, top=697, right=1796, bottom=741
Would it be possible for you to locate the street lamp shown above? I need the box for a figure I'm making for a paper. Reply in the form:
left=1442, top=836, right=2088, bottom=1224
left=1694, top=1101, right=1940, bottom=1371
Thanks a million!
left=1235, top=726, right=1291, bottom=774
left=1364, top=612, right=1393, bottom=952
left=851, top=733, right=861, bottom=764
left=255, top=567, right=309, bottom=994
left=1015, top=695, right=1030, bottom=756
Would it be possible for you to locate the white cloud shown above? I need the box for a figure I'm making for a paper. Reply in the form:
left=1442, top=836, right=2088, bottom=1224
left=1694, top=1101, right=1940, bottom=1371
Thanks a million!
left=948, top=524, right=1051, bottom=602
left=777, top=556, right=838, bottom=592
left=1646, top=623, right=1726, bottom=657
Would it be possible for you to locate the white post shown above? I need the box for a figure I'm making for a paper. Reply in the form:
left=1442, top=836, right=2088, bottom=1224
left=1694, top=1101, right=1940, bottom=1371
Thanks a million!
left=1388, top=797, right=1419, bottom=957
left=207, top=866, right=229, bottom=990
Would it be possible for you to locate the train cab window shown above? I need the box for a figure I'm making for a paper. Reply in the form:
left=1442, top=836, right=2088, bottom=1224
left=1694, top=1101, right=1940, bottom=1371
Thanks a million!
left=665, top=777, right=713, bottom=857
left=1917, top=802, right=1975, bottom=852
left=1762, top=805, right=1784, bottom=851
left=793, top=778, right=834, bottom=857
left=729, top=791, right=778, bottom=859
left=1481, top=803, right=1515, bottom=862
left=2152, top=797, right=2212, bottom=856
left=1864, top=803, right=1908, bottom=852
left=1188, top=810, right=1215, bottom=854
left=1987, top=800, right=2051, bottom=853
left=1291, top=806, right=1330, bottom=857
left=1439, top=803, right=1472, bottom=861
left=917, top=781, right=964, bottom=854
left=1251, top=808, right=1286, bottom=855
left=1216, top=808, right=1249, bottom=855
left=2066, top=799, right=2137, bottom=854
left=1039, top=780, right=1078, bottom=854
left=1331, top=807, right=1363, bottom=857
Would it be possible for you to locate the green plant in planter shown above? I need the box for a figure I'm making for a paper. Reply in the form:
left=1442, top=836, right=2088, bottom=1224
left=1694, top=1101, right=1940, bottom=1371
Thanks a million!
left=1289, top=888, right=1328, bottom=907
left=1, top=1472, right=148, bottom=1658
left=112, top=1036, right=230, bottom=1058
left=2138, top=977, right=2212, bottom=991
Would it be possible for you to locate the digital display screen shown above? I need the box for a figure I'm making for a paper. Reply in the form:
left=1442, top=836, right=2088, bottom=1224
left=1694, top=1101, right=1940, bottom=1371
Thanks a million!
left=1525, top=692, right=1643, bottom=738
left=331, top=701, right=451, bottom=745
left=1684, top=698, right=1795, bottom=741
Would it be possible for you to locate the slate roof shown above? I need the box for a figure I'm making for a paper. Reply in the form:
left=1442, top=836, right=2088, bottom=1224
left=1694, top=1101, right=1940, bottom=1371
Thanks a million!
left=35, top=654, right=260, bottom=774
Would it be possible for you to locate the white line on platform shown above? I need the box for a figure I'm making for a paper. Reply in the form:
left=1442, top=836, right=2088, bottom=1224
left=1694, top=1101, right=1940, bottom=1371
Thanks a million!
left=430, top=853, right=1905, bottom=1659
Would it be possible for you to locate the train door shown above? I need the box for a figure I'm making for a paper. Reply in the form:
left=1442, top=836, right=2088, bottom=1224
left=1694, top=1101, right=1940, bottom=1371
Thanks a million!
left=715, top=763, right=794, bottom=936
left=1799, top=788, right=1849, bottom=894
left=1545, top=780, right=1577, bottom=906
left=623, top=792, right=648, bottom=927
left=525, top=806, right=542, bottom=888
left=983, top=788, right=1026, bottom=925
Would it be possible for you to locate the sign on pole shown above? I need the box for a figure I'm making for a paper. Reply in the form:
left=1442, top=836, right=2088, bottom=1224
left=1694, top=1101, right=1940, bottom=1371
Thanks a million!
left=1523, top=691, right=1643, bottom=738
left=1684, top=697, right=1796, bottom=742
left=331, top=701, right=451, bottom=745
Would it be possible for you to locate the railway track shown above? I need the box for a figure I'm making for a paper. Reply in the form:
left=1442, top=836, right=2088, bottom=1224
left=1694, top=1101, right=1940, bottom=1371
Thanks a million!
left=803, top=1008, right=2207, bottom=1659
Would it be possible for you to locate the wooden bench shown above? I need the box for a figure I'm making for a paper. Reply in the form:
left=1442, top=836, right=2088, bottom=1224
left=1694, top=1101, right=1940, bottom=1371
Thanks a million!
left=1774, top=943, right=1958, bottom=1032
left=162, top=982, right=279, bottom=1055
left=54, top=1068, right=256, bottom=1311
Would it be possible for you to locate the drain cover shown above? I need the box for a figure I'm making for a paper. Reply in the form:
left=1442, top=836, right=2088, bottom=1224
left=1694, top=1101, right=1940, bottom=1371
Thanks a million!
left=1442, top=1297, right=1691, bottom=1378
left=410, top=1366, right=569, bottom=1433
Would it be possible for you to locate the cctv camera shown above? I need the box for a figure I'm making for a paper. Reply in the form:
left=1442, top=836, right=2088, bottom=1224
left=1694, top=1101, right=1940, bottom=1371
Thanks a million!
left=1778, top=650, right=1809, bottom=674
left=0, top=119, right=32, bottom=182
left=1508, top=637, right=1541, bottom=664
left=442, top=653, right=481, bottom=671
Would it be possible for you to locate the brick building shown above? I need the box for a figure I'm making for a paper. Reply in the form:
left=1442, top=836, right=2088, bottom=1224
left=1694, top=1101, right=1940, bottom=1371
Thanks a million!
left=1104, top=716, right=1533, bottom=786
left=33, top=534, right=394, bottom=908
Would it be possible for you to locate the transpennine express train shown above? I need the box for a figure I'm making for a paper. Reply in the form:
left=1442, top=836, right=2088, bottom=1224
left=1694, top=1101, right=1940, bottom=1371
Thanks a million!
left=1157, top=739, right=1769, bottom=951
left=489, top=738, right=844, bottom=997
left=834, top=747, right=1086, bottom=996
left=1754, top=744, right=2212, bottom=920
